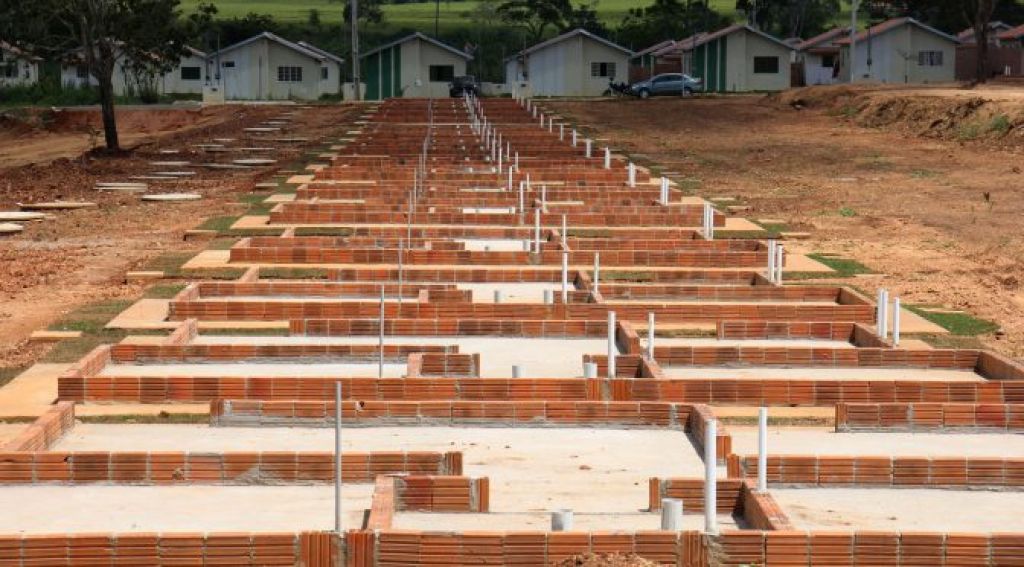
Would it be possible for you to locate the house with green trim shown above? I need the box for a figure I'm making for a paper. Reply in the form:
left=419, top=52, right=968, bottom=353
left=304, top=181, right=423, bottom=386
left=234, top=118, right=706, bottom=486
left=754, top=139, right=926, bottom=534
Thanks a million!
left=669, top=24, right=793, bottom=92
left=361, top=32, right=472, bottom=100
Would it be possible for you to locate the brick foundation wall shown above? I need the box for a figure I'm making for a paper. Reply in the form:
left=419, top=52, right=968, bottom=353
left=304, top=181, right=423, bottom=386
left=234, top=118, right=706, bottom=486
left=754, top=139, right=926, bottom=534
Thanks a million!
left=0, top=451, right=460, bottom=484
left=728, top=454, right=1024, bottom=488
left=836, top=402, right=1024, bottom=431
left=0, top=402, right=75, bottom=451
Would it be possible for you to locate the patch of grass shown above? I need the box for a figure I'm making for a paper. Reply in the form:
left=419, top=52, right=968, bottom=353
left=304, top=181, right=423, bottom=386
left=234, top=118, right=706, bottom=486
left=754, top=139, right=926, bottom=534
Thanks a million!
left=144, top=252, right=195, bottom=276
left=722, top=416, right=833, bottom=427
left=208, top=238, right=241, bottom=250
left=838, top=206, right=857, bottom=218
left=714, top=230, right=773, bottom=240
left=655, top=328, right=716, bottom=338
left=675, top=177, right=701, bottom=193
left=802, top=252, right=868, bottom=276
left=80, top=412, right=208, bottom=424
left=142, top=284, right=187, bottom=299
left=180, top=268, right=248, bottom=280
left=989, top=114, right=1011, bottom=135
left=197, top=216, right=240, bottom=232
left=0, top=365, right=28, bottom=389
left=567, top=229, right=612, bottom=238
left=48, top=299, right=136, bottom=335
left=909, top=169, right=938, bottom=179
left=293, top=227, right=354, bottom=237
left=905, top=305, right=999, bottom=336
left=916, top=334, right=986, bottom=350
left=259, top=267, right=330, bottom=279
left=603, top=271, right=655, bottom=283
left=957, top=122, right=983, bottom=141
left=200, top=327, right=291, bottom=336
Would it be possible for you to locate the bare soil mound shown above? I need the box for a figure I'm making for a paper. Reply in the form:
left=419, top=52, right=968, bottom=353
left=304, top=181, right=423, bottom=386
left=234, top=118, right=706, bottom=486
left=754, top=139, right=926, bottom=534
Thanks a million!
left=777, top=84, right=1024, bottom=144
left=556, top=553, right=658, bottom=567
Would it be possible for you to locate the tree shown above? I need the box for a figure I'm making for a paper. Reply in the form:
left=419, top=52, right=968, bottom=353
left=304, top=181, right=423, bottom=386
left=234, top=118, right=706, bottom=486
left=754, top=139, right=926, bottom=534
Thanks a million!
left=0, top=0, right=190, bottom=151
left=737, top=0, right=841, bottom=38
left=497, top=0, right=573, bottom=42
left=617, top=0, right=729, bottom=51
left=336, top=0, right=385, bottom=24
left=565, top=1, right=608, bottom=36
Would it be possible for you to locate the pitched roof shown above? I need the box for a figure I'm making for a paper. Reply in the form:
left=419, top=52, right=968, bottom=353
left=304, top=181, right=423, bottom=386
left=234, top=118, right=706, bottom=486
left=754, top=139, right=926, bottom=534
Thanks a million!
left=673, top=24, right=793, bottom=52
left=634, top=39, right=676, bottom=57
left=957, top=21, right=1012, bottom=42
left=652, top=33, right=707, bottom=57
left=212, top=32, right=331, bottom=62
left=519, top=28, right=633, bottom=57
left=361, top=32, right=472, bottom=60
left=0, top=41, right=42, bottom=62
left=835, top=17, right=959, bottom=45
left=297, top=41, right=344, bottom=65
left=797, top=27, right=852, bottom=51
left=998, top=23, right=1024, bottom=40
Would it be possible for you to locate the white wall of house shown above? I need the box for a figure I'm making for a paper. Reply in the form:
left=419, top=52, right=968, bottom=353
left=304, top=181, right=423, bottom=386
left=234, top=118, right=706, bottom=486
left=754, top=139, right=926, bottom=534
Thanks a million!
left=61, top=51, right=209, bottom=96
left=400, top=37, right=467, bottom=98
left=842, top=25, right=957, bottom=83
left=520, top=34, right=629, bottom=97
left=216, top=37, right=339, bottom=100
left=0, top=47, right=39, bottom=87
left=725, top=30, right=792, bottom=91
left=159, top=52, right=208, bottom=95
left=802, top=52, right=839, bottom=85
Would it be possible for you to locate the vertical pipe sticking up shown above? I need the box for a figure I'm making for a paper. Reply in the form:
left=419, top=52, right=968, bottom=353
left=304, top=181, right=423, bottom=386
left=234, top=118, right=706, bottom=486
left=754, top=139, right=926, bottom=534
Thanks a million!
left=512, top=365, right=522, bottom=378
left=705, top=419, right=718, bottom=535
left=514, top=152, right=519, bottom=172
left=660, top=177, right=669, bottom=205
left=378, top=285, right=385, bottom=379
left=334, top=381, right=342, bottom=533
left=561, top=252, right=569, bottom=304
left=647, top=312, right=655, bottom=360
left=541, top=185, right=547, bottom=210
left=775, top=244, right=783, bottom=283
left=876, top=289, right=885, bottom=333
left=593, top=252, right=600, bottom=292
left=758, top=407, right=768, bottom=493
left=507, top=167, right=513, bottom=192
left=397, top=239, right=403, bottom=306
left=561, top=215, right=567, bottom=249
left=572, top=129, right=578, bottom=147
left=879, top=289, right=889, bottom=338
left=628, top=162, right=636, bottom=187
left=661, top=499, right=683, bottom=530
left=534, top=208, right=541, bottom=253
left=559, top=124, right=564, bottom=141
left=607, top=310, right=617, bottom=378
left=893, top=297, right=901, bottom=346
left=585, top=139, right=592, bottom=158
left=604, top=147, right=611, bottom=169
left=767, top=241, right=777, bottom=283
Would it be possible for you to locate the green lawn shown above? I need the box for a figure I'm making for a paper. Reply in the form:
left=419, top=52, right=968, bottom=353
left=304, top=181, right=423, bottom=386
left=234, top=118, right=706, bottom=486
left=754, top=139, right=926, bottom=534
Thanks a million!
left=180, top=0, right=744, bottom=28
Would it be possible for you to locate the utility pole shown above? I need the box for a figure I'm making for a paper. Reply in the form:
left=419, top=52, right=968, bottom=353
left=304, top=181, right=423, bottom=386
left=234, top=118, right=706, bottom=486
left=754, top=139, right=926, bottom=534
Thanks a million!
left=351, top=0, right=361, bottom=100
left=849, top=0, right=860, bottom=84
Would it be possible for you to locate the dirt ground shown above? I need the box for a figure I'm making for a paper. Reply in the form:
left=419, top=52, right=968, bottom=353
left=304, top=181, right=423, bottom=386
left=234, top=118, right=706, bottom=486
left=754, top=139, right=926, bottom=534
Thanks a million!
left=0, top=103, right=359, bottom=368
left=549, top=83, right=1024, bottom=357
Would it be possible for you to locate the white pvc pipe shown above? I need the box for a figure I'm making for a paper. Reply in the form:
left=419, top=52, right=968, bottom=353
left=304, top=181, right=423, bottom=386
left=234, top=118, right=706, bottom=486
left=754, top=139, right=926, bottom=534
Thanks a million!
left=378, top=285, right=385, bottom=379
left=561, top=252, right=569, bottom=303
left=767, top=241, right=777, bottom=283
left=647, top=312, right=655, bottom=360
left=704, top=419, right=718, bottom=535
left=604, top=147, right=611, bottom=169
left=559, top=124, right=564, bottom=141
left=661, top=499, right=683, bottom=530
left=507, top=168, right=513, bottom=191
left=660, top=177, right=669, bottom=205
left=775, top=244, right=783, bottom=283
left=561, top=215, right=567, bottom=249
left=334, top=381, right=342, bottom=532
left=534, top=208, right=541, bottom=253
left=551, top=510, right=573, bottom=531
left=593, top=252, right=600, bottom=292
left=607, top=310, right=617, bottom=378
left=543, top=289, right=553, bottom=304
left=572, top=129, right=578, bottom=147
left=583, top=362, right=597, bottom=379
left=893, top=297, right=901, bottom=346
left=585, top=139, right=592, bottom=158
left=514, top=152, right=519, bottom=172
left=541, top=185, right=547, bottom=210
left=628, top=162, right=636, bottom=187
left=879, top=289, right=889, bottom=338
left=494, top=290, right=502, bottom=304
left=758, top=407, right=768, bottom=493
left=511, top=364, right=521, bottom=378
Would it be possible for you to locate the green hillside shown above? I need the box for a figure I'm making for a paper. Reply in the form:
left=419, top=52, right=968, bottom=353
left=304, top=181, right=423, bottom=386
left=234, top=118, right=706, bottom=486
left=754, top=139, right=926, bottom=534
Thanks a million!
left=179, top=0, right=745, bottom=28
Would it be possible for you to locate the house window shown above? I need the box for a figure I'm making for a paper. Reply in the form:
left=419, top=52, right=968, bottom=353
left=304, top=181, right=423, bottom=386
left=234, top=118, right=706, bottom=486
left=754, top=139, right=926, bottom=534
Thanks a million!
left=429, top=65, right=455, bottom=82
left=76, top=65, right=89, bottom=79
left=753, top=56, right=779, bottom=74
left=222, top=61, right=235, bottom=68
left=277, top=66, right=303, bottom=82
left=180, top=66, right=201, bottom=81
left=2, top=64, right=16, bottom=78
left=820, top=54, right=836, bottom=68
left=918, top=51, right=944, bottom=66
left=321, top=67, right=328, bottom=80
left=590, top=62, right=616, bottom=78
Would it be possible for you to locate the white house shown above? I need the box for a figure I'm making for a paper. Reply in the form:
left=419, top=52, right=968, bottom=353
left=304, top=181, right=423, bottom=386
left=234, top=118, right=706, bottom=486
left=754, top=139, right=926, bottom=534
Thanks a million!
left=957, top=22, right=1015, bottom=46
left=837, top=17, right=960, bottom=84
left=505, top=28, right=633, bottom=97
left=360, top=32, right=472, bottom=100
left=60, top=45, right=208, bottom=96
left=797, top=27, right=850, bottom=85
left=208, top=32, right=344, bottom=100
left=0, top=41, right=41, bottom=88
left=665, top=24, right=793, bottom=92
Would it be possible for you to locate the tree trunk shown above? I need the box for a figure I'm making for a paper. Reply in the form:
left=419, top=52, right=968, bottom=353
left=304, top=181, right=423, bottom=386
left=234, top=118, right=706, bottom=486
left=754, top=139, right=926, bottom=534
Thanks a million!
left=973, top=0, right=995, bottom=84
left=97, top=73, right=120, bottom=151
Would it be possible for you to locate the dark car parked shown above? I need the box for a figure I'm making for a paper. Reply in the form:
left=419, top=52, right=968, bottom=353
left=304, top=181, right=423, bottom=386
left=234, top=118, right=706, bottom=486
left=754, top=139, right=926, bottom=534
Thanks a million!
left=449, top=75, right=480, bottom=97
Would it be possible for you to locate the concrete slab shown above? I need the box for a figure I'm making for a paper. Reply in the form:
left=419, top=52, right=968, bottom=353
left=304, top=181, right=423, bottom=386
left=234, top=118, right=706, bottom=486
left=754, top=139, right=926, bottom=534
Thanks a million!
left=0, top=485, right=371, bottom=534
left=18, top=202, right=96, bottom=211
left=181, top=250, right=232, bottom=270
left=99, top=362, right=408, bottom=379
left=141, top=193, right=202, bottom=202
left=729, top=426, right=1024, bottom=458
left=265, top=194, right=296, bottom=203
left=773, top=488, right=1024, bottom=532
left=28, top=330, right=82, bottom=343
left=0, top=212, right=49, bottom=221
left=660, top=366, right=983, bottom=382
left=0, top=223, right=23, bottom=235
left=0, top=424, right=29, bottom=447
left=393, top=512, right=739, bottom=532
left=105, top=299, right=172, bottom=330
left=0, top=363, right=71, bottom=418
left=722, top=217, right=767, bottom=232
left=231, top=216, right=272, bottom=229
